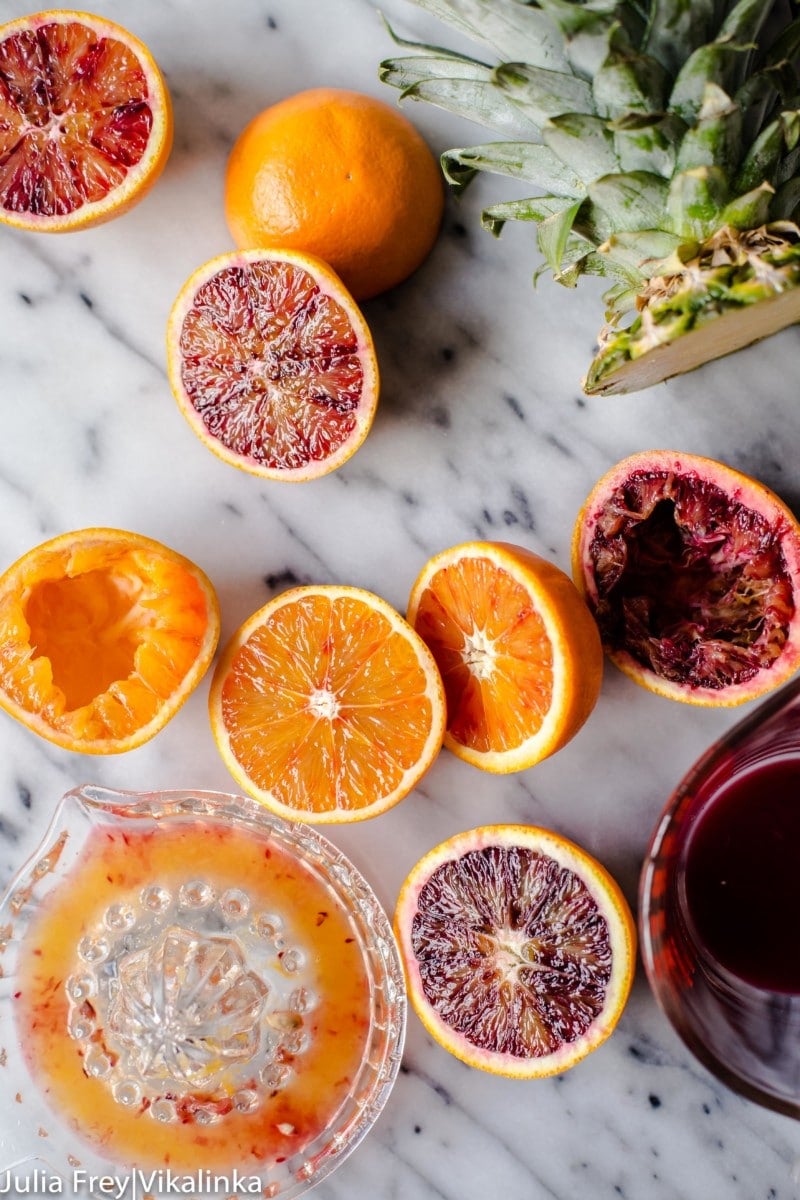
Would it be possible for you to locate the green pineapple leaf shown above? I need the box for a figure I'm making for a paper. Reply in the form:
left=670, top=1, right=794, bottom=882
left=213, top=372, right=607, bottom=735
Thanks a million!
left=543, top=113, right=621, bottom=181
left=593, top=23, right=669, bottom=118
left=587, top=171, right=670, bottom=239
left=735, top=118, right=791, bottom=191
left=441, top=142, right=585, bottom=196
left=670, top=42, right=752, bottom=123
left=717, top=0, right=770, bottom=50
left=493, top=62, right=595, bottom=126
left=667, top=164, right=729, bottom=238
left=612, top=113, right=683, bottom=175
left=597, top=229, right=685, bottom=290
left=537, top=199, right=585, bottom=273
left=772, top=176, right=800, bottom=220
left=641, top=0, right=716, bottom=78
left=777, top=142, right=800, bottom=187
left=480, top=194, right=583, bottom=237
left=396, top=0, right=570, bottom=69
left=721, top=181, right=775, bottom=228
left=381, top=65, right=542, bottom=135
left=675, top=83, right=742, bottom=174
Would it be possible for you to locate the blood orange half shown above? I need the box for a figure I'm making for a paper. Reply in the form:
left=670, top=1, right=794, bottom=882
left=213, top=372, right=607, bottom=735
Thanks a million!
left=395, top=825, right=635, bottom=1078
left=572, top=451, right=800, bottom=706
left=167, top=250, right=380, bottom=482
left=0, top=10, right=171, bottom=231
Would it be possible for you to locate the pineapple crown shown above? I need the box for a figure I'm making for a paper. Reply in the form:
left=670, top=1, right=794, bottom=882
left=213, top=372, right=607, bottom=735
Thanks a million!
left=380, top=0, right=800, bottom=315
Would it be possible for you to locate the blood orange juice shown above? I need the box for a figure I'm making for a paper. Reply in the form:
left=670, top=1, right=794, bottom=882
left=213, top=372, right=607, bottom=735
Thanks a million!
left=1, top=787, right=405, bottom=1193
left=641, top=677, right=800, bottom=1116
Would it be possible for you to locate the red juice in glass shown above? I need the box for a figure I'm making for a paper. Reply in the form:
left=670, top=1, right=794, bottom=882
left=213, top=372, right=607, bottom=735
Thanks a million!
left=640, top=677, right=800, bottom=1115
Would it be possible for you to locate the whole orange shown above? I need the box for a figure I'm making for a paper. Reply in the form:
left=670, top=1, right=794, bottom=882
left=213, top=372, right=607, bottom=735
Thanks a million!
left=224, top=88, right=444, bottom=300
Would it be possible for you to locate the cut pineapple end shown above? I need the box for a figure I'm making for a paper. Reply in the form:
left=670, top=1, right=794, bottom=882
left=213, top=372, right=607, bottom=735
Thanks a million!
left=584, top=284, right=800, bottom=396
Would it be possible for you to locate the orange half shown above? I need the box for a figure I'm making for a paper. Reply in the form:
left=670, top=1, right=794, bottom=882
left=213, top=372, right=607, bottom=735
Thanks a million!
left=407, top=542, right=603, bottom=773
left=167, top=250, right=379, bottom=482
left=395, top=824, right=636, bottom=1078
left=209, top=585, right=446, bottom=823
left=0, top=10, right=172, bottom=231
left=0, top=529, right=220, bottom=753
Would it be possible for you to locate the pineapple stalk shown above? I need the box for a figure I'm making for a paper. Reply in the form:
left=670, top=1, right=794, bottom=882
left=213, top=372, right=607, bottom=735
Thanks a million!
left=379, top=0, right=800, bottom=395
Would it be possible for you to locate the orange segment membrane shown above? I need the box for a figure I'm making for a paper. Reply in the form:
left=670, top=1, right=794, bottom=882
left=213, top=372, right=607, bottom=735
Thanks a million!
left=0, top=547, right=209, bottom=741
left=414, top=556, right=553, bottom=753
left=221, top=594, right=434, bottom=813
left=0, top=22, right=152, bottom=216
left=178, top=262, right=365, bottom=470
left=411, top=845, right=611, bottom=1058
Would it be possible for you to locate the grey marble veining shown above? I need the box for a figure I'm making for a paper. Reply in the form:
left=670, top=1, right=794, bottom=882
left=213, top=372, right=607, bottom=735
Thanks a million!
left=1, top=0, right=800, bottom=1197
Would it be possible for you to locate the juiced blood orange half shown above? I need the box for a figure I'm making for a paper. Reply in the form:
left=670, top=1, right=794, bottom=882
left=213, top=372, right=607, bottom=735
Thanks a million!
left=408, top=542, right=603, bottom=773
left=0, top=10, right=172, bottom=231
left=395, top=825, right=636, bottom=1078
left=0, top=529, right=219, bottom=753
left=572, top=451, right=800, bottom=705
left=167, top=250, right=380, bottom=482
left=209, top=585, right=446, bottom=823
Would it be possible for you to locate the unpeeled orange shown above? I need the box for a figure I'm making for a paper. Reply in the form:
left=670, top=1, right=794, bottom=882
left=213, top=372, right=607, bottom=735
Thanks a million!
left=209, top=585, right=446, bottom=823
left=0, top=529, right=219, bottom=753
left=408, top=542, right=603, bottom=773
left=0, top=10, right=172, bottom=231
left=224, top=88, right=444, bottom=300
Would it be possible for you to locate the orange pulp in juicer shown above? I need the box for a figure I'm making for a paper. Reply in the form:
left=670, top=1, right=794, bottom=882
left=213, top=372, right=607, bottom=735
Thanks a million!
left=15, top=819, right=371, bottom=1169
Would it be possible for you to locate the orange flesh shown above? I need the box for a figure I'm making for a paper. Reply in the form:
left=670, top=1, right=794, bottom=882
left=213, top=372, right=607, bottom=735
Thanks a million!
left=411, top=845, right=611, bottom=1058
left=413, top=557, right=553, bottom=753
left=179, top=262, right=366, bottom=470
left=0, top=21, right=153, bottom=217
left=0, top=546, right=211, bottom=741
left=221, top=593, right=435, bottom=813
left=15, top=821, right=371, bottom=1169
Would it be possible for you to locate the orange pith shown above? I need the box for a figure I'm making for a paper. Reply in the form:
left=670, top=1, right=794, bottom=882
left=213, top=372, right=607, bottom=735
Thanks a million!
left=0, top=11, right=172, bottom=232
left=224, top=88, right=444, bottom=301
left=408, top=542, right=603, bottom=773
left=167, top=249, right=379, bottom=482
left=0, top=529, right=220, bottom=753
left=209, top=585, right=446, bottom=823
left=394, top=825, right=636, bottom=1079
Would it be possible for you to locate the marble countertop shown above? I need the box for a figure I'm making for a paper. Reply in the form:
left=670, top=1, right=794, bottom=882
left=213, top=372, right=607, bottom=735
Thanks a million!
left=2, top=0, right=800, bottom=1196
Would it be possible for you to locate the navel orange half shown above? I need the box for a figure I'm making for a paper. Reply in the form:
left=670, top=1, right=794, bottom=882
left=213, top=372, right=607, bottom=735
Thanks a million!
left=209, top=585, right=446, bottom=823
left=0, top=10, right=172, bottom=231
left=395, top=825, right=636, bottom=1078
left=0, top=529, right=219, bottom=753
left=407, top=542, right=603, bottom=773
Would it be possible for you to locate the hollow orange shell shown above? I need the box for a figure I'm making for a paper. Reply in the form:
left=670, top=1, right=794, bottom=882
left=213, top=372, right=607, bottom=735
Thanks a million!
left=0, top=528, right=220, bottom=753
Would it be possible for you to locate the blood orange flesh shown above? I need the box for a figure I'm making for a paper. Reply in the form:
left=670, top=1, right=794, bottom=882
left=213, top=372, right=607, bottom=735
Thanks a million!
left=168, top=251, right=379, bottom=481
left=0, top=13, right=169, bottom=227
left=414, top=846, right=611, bottom=1056
left=395, top=826, right=635, bottom=1077
left=573, top=452, right=800, bottom=704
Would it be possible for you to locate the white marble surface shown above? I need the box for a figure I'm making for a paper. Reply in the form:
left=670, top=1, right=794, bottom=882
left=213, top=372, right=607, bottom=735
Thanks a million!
left=1, top=0, right=800, bottom=1196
